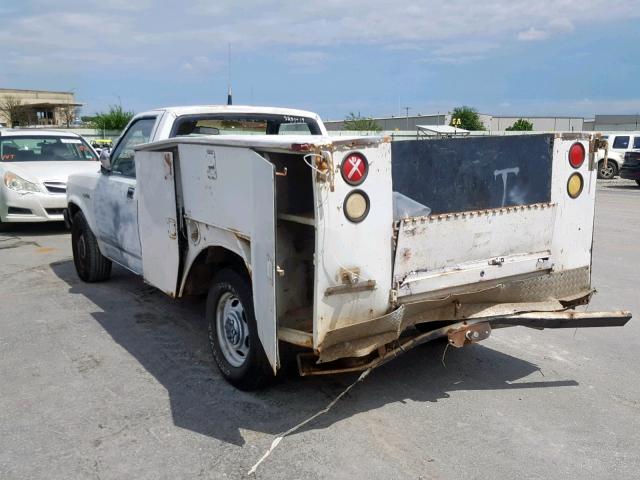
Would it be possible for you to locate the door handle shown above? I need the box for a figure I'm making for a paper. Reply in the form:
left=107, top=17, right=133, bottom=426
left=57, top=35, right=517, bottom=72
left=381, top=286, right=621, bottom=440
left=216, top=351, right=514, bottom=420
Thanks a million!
left=127, top=186, right=135, bottom=199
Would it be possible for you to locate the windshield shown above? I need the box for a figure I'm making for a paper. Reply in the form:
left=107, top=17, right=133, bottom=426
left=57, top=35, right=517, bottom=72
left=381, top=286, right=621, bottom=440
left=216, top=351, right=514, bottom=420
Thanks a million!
left=0, top=136, right=97, bottom=162
left=170, top=113, right=322, bottom=137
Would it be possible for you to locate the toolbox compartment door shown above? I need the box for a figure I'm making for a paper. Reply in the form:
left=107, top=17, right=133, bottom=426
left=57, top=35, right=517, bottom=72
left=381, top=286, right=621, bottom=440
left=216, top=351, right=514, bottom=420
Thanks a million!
left=136, top=151, right=181, bottom=296
left=391, top=135, right=557, bottom=299
left=248, top=152, right=279, bottom=372
left=175, top=143, right=279, bottom=373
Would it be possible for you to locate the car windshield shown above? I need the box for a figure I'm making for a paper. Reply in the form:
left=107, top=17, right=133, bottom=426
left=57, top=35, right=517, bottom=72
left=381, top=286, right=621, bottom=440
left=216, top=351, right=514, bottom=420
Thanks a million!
left=0, top=136, right=97, bottom=162
left=171, top=113, right=322, bottom=137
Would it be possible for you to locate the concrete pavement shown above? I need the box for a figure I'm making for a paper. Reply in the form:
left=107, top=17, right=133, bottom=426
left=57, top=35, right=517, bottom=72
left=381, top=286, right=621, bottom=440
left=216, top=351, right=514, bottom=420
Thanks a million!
left=0, top=182, right=638, bottom=479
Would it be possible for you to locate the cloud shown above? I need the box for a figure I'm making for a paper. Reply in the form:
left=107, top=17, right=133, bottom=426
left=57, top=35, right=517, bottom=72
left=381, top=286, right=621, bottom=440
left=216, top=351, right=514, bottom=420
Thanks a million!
left=18, top=3, right=637, bottom=45
left=2, top=1, right=639, bottom=68
left=517, top=16, right=576, bottom=42
left=2, top=0, right=640, bottom=113
left=548, top=18, right=575, bottom=33
left=421, top=41, right=499, bottom=64
left=180, top=56, right=223, bottom=74
left=284, top=51, right=331, bottom=69
left=517, top=27, right=549, bottom=41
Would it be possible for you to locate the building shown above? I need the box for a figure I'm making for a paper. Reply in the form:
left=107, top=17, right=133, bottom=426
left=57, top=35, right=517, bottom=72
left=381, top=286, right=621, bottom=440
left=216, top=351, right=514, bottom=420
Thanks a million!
left=324, top=113, right=585, bottom=132
left=592, top=115, right=640, bottom=131
left=325, top=114, right=450, bottom=132
left=489, top=116, right=584, bottom=131
left=0, top=88, right=81, bottom=127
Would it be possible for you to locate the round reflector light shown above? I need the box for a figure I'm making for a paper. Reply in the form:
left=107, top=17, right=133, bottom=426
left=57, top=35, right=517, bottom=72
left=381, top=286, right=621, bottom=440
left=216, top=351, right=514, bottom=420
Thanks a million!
left=569, top=142, right=585, bottom=169
left=567, top=172, right=584, bottom=199
left=341, top=152, right=368, bottom=185
left=344, top=190, right=370, bottom=223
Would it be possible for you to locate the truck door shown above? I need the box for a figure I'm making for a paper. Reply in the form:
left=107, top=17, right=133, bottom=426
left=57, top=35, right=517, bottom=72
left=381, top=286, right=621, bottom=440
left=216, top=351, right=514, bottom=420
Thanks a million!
left=135, top=150, right=180, bottom=296
left=93, top=116, right=157, bottom=274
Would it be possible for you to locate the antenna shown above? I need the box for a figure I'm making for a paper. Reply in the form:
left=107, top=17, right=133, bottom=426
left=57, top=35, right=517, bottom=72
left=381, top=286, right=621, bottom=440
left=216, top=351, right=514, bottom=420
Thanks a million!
left=227, top=44, right=233, bottom=105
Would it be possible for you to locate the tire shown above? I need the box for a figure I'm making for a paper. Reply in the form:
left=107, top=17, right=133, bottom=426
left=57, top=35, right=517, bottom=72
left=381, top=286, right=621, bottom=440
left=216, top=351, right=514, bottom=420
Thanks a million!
left=636, top=180, right=640, bottom=187
left=597, top=160, right=617, bottom=179
left=71, top=211, right=112, bottom=282
left=206, top=268, right=274, bottom=390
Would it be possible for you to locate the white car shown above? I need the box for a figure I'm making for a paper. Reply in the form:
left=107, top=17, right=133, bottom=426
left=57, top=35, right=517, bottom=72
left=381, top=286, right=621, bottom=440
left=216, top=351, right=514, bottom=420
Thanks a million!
left=0, top=129, right=99, bottom=223
left=596, top=133, right=640, bottom=179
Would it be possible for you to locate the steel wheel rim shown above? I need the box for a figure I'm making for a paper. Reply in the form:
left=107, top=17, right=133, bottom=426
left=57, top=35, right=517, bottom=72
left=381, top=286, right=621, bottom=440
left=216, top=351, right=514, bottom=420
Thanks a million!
left=601, top=163, right=614, bottom=178
left=215, top=292, right=249, bottom=367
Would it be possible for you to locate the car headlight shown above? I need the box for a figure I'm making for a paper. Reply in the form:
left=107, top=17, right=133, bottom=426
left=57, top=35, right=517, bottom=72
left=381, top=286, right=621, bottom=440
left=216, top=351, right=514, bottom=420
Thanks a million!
left=3, top=172, right=41, bottom=193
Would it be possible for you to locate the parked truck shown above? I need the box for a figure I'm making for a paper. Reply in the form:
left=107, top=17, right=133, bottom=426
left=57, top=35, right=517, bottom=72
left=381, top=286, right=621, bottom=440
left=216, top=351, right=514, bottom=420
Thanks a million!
left=66, top=105, right=631, bottom=390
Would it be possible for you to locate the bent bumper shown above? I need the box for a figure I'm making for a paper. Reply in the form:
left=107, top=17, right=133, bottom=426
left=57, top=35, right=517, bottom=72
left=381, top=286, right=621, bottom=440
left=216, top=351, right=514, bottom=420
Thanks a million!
left=298, top=309, right=632, bottom=376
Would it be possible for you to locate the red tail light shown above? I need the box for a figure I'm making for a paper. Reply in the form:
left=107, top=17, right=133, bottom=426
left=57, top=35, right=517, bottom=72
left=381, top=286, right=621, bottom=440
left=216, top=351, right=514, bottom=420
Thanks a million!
left=341, top=152, right=368, bottom=186
left=569, top=143, right=585, bottom=169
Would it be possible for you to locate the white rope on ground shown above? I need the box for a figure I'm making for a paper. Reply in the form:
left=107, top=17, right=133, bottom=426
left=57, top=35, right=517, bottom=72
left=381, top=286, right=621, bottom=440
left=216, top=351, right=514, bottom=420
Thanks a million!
left=247, top=368, right=372, bottom=476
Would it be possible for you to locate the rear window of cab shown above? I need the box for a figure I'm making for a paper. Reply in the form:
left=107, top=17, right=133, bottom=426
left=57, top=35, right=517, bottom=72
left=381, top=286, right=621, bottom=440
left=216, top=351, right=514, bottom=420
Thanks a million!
left=170, top=113, right=322, bottom=137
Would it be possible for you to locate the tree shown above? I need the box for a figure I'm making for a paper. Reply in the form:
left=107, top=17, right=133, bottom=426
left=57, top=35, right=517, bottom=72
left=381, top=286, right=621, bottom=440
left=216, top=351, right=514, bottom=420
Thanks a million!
left=343, top=112, right=382, bottom=132
left=0, top=95, right=27, bottom=127
left=506, top=118, right=534, bottom=131
left=92, top=104, right=135, bottom=131
left=449, top=106, right=485, bottom=131
left=60, top=102, right=79, bottom=128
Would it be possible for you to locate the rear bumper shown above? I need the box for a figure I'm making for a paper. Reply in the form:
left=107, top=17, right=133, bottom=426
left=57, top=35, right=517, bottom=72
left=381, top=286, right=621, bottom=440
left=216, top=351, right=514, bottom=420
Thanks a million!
left=316, top=267, right=594, bottom=363
left=299, top=309, right=632, bottom=375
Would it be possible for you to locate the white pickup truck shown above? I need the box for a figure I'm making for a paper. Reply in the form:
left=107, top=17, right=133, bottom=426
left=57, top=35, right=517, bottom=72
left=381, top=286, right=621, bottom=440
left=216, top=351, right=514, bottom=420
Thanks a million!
left=66, top=105, right=631, bottom=390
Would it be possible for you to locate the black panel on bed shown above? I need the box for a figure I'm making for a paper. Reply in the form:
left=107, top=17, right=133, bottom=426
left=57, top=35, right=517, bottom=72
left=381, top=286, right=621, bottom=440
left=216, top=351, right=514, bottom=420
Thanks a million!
left=391, top=135, right=554, bottom=215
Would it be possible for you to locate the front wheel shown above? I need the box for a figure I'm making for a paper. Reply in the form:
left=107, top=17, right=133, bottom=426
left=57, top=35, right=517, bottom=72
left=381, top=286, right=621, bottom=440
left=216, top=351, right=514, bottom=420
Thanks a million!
left=597, top=160, right=617, bottom=179
left=71, top=211, right=112, bottom=282
left=206, top=269, right=274, bottom=390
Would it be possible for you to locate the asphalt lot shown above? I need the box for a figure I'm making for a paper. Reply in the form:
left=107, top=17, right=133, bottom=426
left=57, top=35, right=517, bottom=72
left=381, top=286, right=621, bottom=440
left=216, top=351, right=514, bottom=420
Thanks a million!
left=1, top=180, right=639, bottom=480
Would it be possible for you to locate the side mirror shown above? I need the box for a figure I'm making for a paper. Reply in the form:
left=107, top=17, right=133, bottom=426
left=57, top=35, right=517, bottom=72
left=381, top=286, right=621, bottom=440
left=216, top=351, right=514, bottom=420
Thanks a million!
left=99, top=149, right=111, bottom=172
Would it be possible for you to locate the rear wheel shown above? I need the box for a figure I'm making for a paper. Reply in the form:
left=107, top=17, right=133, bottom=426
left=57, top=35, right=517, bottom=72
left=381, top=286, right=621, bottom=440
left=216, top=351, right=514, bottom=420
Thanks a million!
left=636, top=180, right=640, bottom=187
left=597, top=160, right=617, bottom=179
left=71, top=211, right=112, bottom=282
left=206, top=269, right=274, bottom=390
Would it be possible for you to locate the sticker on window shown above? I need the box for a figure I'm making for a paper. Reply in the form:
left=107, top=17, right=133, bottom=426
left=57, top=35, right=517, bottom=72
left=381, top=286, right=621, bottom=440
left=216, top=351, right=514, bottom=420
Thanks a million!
left=60, top=138, right=81, bottom=144
left=283, top=116, right=306, bottom=123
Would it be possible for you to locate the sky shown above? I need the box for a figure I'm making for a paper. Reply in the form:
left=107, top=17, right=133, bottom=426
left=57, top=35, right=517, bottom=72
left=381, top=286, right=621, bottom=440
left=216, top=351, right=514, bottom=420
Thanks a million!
left=1, top=0, right=639, bottom=121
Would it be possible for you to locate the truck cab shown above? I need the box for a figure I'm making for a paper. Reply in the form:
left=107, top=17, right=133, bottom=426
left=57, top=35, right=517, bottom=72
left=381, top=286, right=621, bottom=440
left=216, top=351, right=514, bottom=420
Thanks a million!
left=66, top=105, right=326, bottom=273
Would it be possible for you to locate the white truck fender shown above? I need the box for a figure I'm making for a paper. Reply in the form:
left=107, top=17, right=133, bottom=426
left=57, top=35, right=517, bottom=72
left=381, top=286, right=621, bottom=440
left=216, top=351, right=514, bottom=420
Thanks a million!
left=66, top=176, right=100, bottom=235
left=178, top=221, right=252, bottom=297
